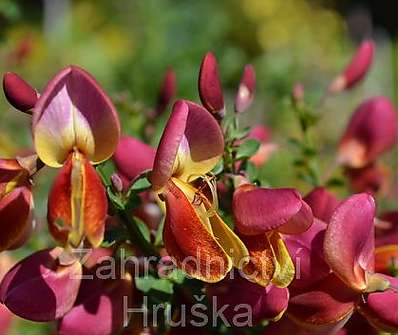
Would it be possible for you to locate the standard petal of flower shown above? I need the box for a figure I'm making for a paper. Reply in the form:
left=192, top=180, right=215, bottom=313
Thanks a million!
left=151, top=100, right=224, bottom=190
left=151, top=100, right=188, bottom=191
left=338, top=96, right=398, bottom=168
left=324, top=193, right=375, bottom=292
left=58, top=276, right=132, bottom=335
left=278, top=200, right=314, bottom=235
left=113, top=136, right=155, bottom=182
left=358, top=275, right=398, bottom=332
left=0, top=187, right=32, bottom=251
left=198, top=52, right=224, bottom=117
left=233, top=186, right=303, bottom=235
left=162, top=179, right=232, bottom=282
left=288, top=274, right=357, bottom=332
left=48, top=153, right=107, bottom=248
left=285, top=219, right=331, bottom=291
left=304, top=187, right=340, bottom=222
left=33, top=66, right=120, bottom=167
left=3, top=72, right=38, bottom=113
left=0, top=248, right=82, bottom=321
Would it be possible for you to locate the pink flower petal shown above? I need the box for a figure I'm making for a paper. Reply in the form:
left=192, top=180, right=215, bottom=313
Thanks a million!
left=288, top=274, right=357, bottom=332
left=151, top=100, right=224, bottom=191
left=304, top=187, right=340, bottom=222
left=58, top=276, right=132, bottom=335
left=233, top=185, right=303, bottom=235
left=285, top=219, right=330, bottom=291
left=338, top=96, right=398, bottom=168
left=0, top=186, right=33, bottom=252
left=278, top=200, right=314, bottom=235
left=324, top=193, right=376, bottom=291
left=208, top=272, right=289, bottom=324
left=235, top=64, right=255, bottom=114
left=33, top=66, right=120, bottom=167
left=113, top=136, right=155, bottom=182
left=0, top=248, right=82, bottom=321
left=198, top=52, right=224, bottom=118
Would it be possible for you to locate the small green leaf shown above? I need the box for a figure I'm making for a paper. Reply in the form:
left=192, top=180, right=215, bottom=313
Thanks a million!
left=134, top=217, right=151, bottom=242
left=211, top=159, right=224, bottom=175
left=96, top=160, right=116, bottom=186
left=235, top=139, right=260, bottom=160
left=135, top=275, right=174, bottom=294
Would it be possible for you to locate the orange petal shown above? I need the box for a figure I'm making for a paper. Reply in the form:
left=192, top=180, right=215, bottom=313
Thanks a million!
left=162, top=179, right=231, bottom=282
left=48, top=152, right=107, bottom=248
left=239, top=233, right=275, bottom=287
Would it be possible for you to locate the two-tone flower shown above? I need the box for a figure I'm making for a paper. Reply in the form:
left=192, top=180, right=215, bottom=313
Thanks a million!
left=32, top=66, right=120, bottom=248
left=150, top=100, right=249, bottom=282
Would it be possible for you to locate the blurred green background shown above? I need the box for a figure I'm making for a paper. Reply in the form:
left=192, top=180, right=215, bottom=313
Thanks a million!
left=1, top=0, right=398, bottom=333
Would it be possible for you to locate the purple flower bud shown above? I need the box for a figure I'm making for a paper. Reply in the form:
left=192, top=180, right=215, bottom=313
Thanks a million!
left=3, top=72, right=38, bottom=114
left=235, top=64, right=255, bottom=113
left=198, top=52, right=225, bottom=119
left=155, top=68, right=176, bottom=117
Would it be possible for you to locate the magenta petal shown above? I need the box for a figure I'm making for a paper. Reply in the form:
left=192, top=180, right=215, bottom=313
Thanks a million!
left=235, top=64, right=256, bottom=114
left=3, top=72, right=38, bottom=114
left=338, top=96, right=398, bottom=168
left=150, top=100, right=188, bottom=191
left=208, top=273, right=289, bottom=324
left=285, top=219, right=330, bottom=291
left=278, top=200, right=314, bottom=235
left=359, top=275, right=398, bottom=332
left=233, top=186, right=303, bottom=235
left=113, top=136, right=156, bottom=182
left=58, top=276, right=132, bottom=335
left=288, top=274, right=357, bottom=331
left=324, top=193, right=375, bottom=291
left=151, top=100, right=224, bottom=190
left=304, top=187, right=340, bottom=222
left=155, top=67, right=176, bottom=116
left=198, top=52, right=224, bottom=118
left=0, top=248, right=82, bottom=321
left=33, top=66, right=120, bottom=167
left=0, top=304, right=13, bottom=334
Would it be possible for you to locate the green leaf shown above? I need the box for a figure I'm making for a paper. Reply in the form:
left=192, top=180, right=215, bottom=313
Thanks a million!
left=96, top=160, right=116, bottom=186
left=235, top=139, right=260, bottom=160
left=106, top=186, right=125, bottom=210
left=167, top=268, right=186, bottom=284
left=135, top=275, right=174, bottom=294
left=229, top=126, right=250, bottom=141
left=134, top=217, right=151, bottom=242
left=211, top=159, right=224, bottom=175
left=130, top=176, right=151, bottom=192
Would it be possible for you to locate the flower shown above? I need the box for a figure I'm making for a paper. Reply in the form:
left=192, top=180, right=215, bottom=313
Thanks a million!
left=338, top=96, right=398, bottom=168
left=32, top=66, right=120, bottom=248
left=287, top=193, right=398, bottom=333
left=232, top=182, right=313, bottom=287
left=150, top=100, right=248, bottom=282
left=0, top=158, right=33, bottom=251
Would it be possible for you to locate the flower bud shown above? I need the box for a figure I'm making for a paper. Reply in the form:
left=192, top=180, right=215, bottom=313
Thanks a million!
left=155, top=67, right=176, bottom=117
left=3, top=72, right=38, bottom=114
left=198, top=52, right=225, bottom=119
left=329, top=39, right=375, bottom=94
left=338, top=96, right=398, bottom=168
left=291, top=82, right=305, bottom=105
left=235, top=64, right=255, bottom=113
left=111, top=173, right=124, bottom=193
